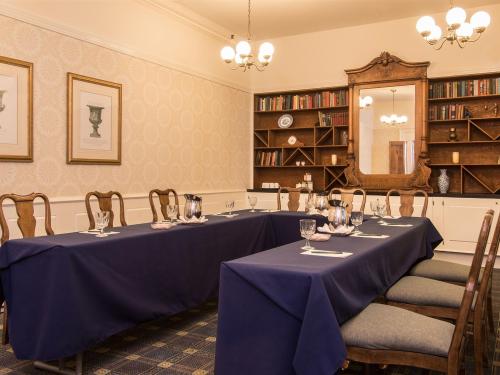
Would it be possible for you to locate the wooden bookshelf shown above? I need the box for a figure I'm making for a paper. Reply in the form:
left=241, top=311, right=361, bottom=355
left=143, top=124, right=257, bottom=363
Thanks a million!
left=253, top=86, right=349, bottom=191
left=427, top=72, right=500, bottom=194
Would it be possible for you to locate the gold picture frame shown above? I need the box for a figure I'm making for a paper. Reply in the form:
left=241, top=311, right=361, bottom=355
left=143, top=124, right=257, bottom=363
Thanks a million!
left=0, top=55, right=33, bottom=162
left=67, top=73, right=122, bottom=164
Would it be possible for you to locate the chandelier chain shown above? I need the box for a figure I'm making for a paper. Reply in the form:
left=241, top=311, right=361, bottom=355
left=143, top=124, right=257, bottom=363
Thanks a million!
left=247, top=0, right=251, bottom=41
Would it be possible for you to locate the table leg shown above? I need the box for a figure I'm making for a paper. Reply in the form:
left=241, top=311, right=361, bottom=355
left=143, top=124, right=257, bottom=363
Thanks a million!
left=34, top=352, right=83, bottom=375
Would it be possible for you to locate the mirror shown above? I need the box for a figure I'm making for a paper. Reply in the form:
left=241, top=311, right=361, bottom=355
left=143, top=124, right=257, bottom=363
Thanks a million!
left=358, top=85, right=416, bottom=175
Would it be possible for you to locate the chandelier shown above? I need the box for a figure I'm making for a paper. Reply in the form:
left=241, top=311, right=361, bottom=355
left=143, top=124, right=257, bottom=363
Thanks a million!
left=416, top=2, right=491, bottom=49
left=359, top=95, right=373, bottom=108
left=380, top=89, right=408, bottom=125
left=220, top=0, right=274, bottom=71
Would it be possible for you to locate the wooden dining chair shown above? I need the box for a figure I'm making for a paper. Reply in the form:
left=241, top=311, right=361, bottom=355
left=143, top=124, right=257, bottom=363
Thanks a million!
left=385, top=189, right=428, bottom=217
left=340, top=211, right=490, bottom=374
left=277, top=187, right=312, bottom=211
left=0, top=193, right=55, bottom=345
left=327, top=188, right=366, bottom=215
left=384, top=210, right=496, bottom=375
left=149, top=188, right=179, bottom=222
left=85, top=191, right=127, bottom=229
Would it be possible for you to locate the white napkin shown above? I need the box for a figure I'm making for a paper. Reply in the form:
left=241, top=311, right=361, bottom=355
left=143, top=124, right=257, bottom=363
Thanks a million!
left=379, top=222, right=413, bottom=227
left=310, top=233, right=331, bottom=242
left=151, top=222, right=174, bottom=230
left=351, top=233, right=389, bottom=239
left=79, top=231, right=120, bottom=235
left=317, top=224, right=354, bottom=235
left=213, top=213, right=239, bottom=218
left=301, top=250, right=352, bottom=258
left=381, top=215, right=402, bottom=219
left=261, top=209, right=279, bottom=213
left=178, top=216, right=208, bottom=224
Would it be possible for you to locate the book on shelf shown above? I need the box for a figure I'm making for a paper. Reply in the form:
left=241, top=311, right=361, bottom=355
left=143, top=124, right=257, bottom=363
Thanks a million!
left=430, top=77, right=500, bottom=99
left=318, top=111, right=348, bottom=126
left=256, top=90, right=347, bottom=112
left=255, top=150, right=282, bottom=166
left=429, top=104, right=467, bottom=121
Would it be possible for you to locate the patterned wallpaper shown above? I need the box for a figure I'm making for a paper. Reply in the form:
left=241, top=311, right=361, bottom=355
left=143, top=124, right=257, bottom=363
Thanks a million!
left=0, top=15, right=251, bottom=197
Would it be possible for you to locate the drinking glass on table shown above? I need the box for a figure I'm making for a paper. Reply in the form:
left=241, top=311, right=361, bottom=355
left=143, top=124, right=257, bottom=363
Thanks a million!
left=351, top=211, right=364, bottom=234
left=370, top=200, right=379, bottom=218
left=167, top=204, right=179, bottom=222
left=377, top=203, right=387, bottom=224
left=95, top=211, right=110, bottom=237
left=299, top=219, right=316, bottom=250
left=248, top=196, right=258, bottom=212
left=225, top=200, right=235, bottom=215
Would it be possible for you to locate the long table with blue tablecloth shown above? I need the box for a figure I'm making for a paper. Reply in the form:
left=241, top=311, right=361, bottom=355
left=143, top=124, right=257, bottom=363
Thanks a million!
left=215, top=217, right=442, bottom=375
left=0, top=210, right=318, bottom=361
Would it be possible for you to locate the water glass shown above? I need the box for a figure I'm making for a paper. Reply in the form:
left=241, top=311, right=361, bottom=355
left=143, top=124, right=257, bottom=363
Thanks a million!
left=167, top=204, right=179, bottom=222
left=225, top=200, right=235, bottom=215
left=370, top=200, right=378, bottom=218
left=377, top=203, right=387, bottom=223
left=248, top=196, right=258, bottom=212
left=96, top=211, right=110, bottom=237
left=351, top=211, right=364, bottom=233
left=299, top=219, right=316, bottom=250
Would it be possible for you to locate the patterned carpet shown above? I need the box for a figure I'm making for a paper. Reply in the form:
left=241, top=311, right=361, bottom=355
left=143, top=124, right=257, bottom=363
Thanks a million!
left=0, top=273, right=499, bottom=375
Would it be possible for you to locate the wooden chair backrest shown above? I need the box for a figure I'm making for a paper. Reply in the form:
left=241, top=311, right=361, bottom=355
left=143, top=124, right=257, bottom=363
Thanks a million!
left=85, top=191, right=127, bottom=229
left=277, top=187, right=312, bottom=212
left=149, top=189, right=179, bottom=222
left=385, top=189, right=428, bottom=217
left=0, top=193, right=54, bottom=245
left=447, top=209, right=494, bottom=371
left=328, top=188, right=367, bottom=215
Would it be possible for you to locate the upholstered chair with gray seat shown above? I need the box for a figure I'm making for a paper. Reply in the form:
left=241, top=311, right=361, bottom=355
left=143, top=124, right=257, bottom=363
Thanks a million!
left=340, top=210, right=491, bottom=374
left=384, top=210, right=498, bottom=375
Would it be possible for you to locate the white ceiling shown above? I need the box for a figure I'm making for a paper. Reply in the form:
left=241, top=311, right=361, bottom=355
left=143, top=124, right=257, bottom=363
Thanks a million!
left=151, top=0, right=500, bottom=40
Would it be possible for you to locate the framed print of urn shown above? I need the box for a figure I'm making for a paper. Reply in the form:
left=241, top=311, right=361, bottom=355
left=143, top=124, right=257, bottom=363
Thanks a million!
left=0, top=55, right=33, bottom=162
left=67, top=73, right=122, bottom=164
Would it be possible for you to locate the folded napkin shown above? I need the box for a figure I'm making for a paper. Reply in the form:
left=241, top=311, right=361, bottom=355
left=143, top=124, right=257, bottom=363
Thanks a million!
left=310, top=233, right=331, bottom=242
left=301, top=250, right=352, bottom=258
left=178, top=216, right=208, bottom=224
left=79, top=231, right=120, bottom=235
left=151, top=222, right=174, bottom=230
left=381, top=215, right=402, bottom=219
left=351, top=233, right=389, bottom=239
left=306, top=209, right=329, bottom=217
left=317, top=224, right=354, bottom=235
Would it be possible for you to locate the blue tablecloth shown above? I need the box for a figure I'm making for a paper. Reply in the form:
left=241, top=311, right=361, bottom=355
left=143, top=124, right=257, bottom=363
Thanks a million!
left=0, top=210, right=323, bottom=361
left=215, top=217, right=443, bottom=375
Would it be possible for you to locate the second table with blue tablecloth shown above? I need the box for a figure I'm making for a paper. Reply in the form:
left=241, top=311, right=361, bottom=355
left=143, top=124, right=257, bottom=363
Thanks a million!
left=215, top=217, right=443, bottom=375
left=0, top=210, right=324, bottom=361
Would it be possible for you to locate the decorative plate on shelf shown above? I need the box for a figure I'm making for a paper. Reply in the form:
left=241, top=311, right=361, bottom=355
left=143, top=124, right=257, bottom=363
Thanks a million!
left=287, top=135, right=297, bottom=146
left=278, top=114, right=293, bottom=128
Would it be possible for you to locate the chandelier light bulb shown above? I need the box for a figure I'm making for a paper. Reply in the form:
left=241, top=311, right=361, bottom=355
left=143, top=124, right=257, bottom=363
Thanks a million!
left=446, top=7, right=467, bottom=29
left=220, top=46, right=235, bottom=63
left=259, top=42, right=275, bottom=58
left=380, top=115, right=389, bottom=123
left=471, top=11, right=491, bottom=32
left=399, top=115, right=408, bottom=123
left=456, top=22, right=473, bottom=40
left=416, top=16, right=435, bottom=36
left=425, top=24, right=442, bottom=43
left=235, top=54, right=247, bottom=66
left=235, top=40, right=251, bottom=57
left=258, top=53, right=272, bottom=64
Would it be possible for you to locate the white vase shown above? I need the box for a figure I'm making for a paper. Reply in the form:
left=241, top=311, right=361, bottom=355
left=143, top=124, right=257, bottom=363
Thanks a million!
left=438, top=169, right=450, bottom=194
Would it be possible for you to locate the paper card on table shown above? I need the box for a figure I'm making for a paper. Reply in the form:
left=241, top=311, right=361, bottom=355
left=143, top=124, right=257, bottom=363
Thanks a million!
left=301, top=250, right=352, bottom=258
left=379, top=223, right=413, bottom=227
left=79, top=231, right=120, bottom=235
left=351, top=233, right=389, bottom=239
left=213, top=213, right=239, bottom=218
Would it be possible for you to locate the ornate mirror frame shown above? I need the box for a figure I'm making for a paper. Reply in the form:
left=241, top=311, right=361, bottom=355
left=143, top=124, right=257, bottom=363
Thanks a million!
left=344, top=52, right=432, bottom=192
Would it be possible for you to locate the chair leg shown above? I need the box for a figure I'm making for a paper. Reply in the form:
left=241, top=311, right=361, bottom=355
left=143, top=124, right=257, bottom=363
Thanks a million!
left=1, top=303, right=8, bottom=345
left=487, top=281, right=495, bottom=335
left=474, top=316, right=484, bottom=375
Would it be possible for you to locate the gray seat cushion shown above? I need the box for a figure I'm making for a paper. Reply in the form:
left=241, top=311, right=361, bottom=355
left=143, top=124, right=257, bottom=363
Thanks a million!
left=386, top=276, right=465, bottom=308
left=341, top=303, right=454, bottom=357
left=409, top=259, right=483, bottom=284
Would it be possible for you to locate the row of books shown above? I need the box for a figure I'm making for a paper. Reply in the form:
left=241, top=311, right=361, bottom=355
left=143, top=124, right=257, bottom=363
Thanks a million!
left=429, top=78, right=500, bottom=99
left=318, top=111, right=348, bottom=127
left=429, top=104, right=468, bottom=121
left=255, top=150, right=282, bottom=166
left=256, top=91, right=347, bottom=112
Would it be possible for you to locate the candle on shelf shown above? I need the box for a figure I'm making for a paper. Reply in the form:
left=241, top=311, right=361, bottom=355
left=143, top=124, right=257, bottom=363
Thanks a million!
left=331, top=154, right=337, bottom=165
left=452, top=152, right=460, bottom=164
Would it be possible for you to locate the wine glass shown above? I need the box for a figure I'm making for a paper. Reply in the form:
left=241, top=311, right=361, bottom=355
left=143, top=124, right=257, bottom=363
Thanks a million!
left=370, top=200, right=378, bottom=218
left=167, top=204, right=179, bottom=223
left=299, top=219, right=316, bottom=250
left=225, top=200, right=235, bottom=216
left=95, top=211, right=110, bottom=238
left=351, top=211, right=364, bottom=234
left=248, top=196, right=258, bottom=212
left=377, top=203, right=387, bottom=224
